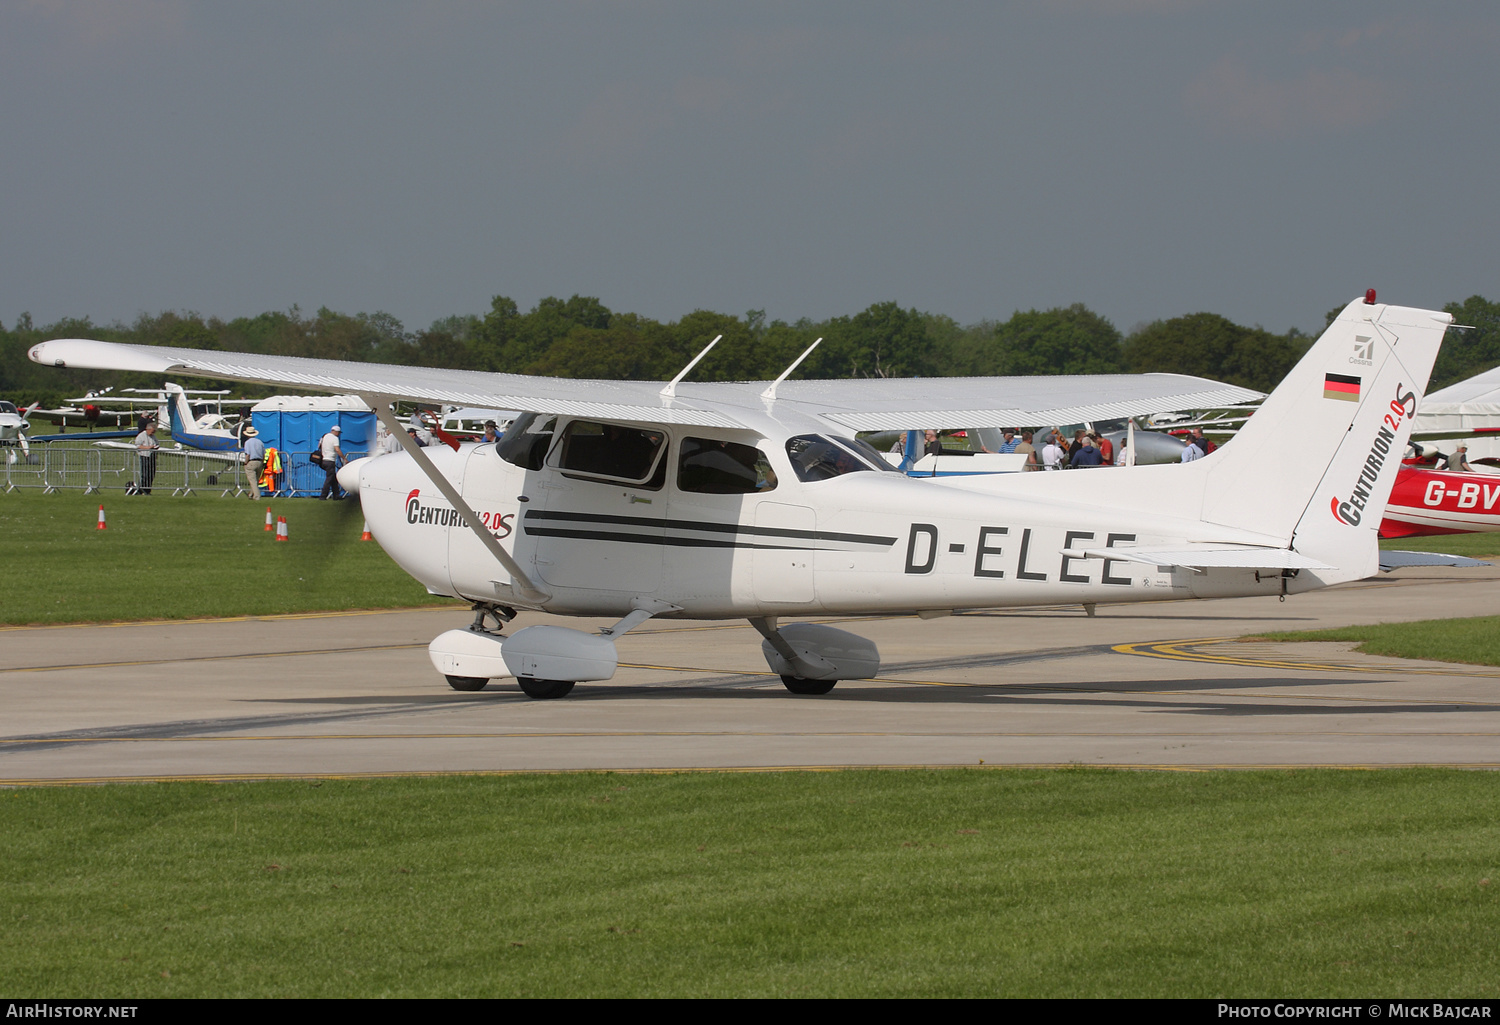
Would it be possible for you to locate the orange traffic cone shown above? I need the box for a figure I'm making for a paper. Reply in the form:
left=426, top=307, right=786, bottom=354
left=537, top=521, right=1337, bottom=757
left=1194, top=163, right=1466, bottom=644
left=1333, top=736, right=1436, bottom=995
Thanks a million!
left=264, top=506, right=274, bottom=531
left=360, top=520, right=372, bottom=541
left=96, top=505, right=107, bottom=531
left=275, top=516, right=288, bottom=542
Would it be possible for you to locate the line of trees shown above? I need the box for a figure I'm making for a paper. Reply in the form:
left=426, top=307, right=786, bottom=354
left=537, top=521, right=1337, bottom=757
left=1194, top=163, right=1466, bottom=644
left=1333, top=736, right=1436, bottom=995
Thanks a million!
left=3, top=294, right=1496, bottom=409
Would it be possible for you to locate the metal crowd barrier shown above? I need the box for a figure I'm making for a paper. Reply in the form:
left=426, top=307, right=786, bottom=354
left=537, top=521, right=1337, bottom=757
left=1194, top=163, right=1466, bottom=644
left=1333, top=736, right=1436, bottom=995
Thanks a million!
left=2, top=440, right=252, bottom=496
left=2, top=441, right=366, bottom=497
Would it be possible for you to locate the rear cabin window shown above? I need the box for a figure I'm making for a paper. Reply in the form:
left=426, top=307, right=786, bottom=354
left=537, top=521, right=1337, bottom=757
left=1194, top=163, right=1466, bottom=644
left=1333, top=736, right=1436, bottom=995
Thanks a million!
left=677, top=438, right=777, bottom=494
left=556, top=420, right=665, bottom=484
left=785, top=435, right=888, bottom=482
left=496, top=412, right=557, bottom=470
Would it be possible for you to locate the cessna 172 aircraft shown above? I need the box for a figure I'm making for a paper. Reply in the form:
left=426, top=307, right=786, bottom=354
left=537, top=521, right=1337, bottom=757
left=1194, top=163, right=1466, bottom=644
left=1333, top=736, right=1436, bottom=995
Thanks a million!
left=30, top=294, right=1452, bottom=699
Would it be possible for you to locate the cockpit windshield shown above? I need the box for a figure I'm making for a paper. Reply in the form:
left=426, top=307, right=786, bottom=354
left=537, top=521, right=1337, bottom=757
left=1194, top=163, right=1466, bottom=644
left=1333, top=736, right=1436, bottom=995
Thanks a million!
left=785, top=434, right=897, bottom=483
left=0, top=402, right=16, bottom=415
left=496, top=412, right=557, bottom=470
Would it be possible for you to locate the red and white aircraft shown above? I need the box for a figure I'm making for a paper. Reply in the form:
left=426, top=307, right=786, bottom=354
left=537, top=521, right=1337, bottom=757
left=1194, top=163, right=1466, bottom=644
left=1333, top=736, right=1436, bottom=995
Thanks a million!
left=1381, top=466, right=1500, bottom=538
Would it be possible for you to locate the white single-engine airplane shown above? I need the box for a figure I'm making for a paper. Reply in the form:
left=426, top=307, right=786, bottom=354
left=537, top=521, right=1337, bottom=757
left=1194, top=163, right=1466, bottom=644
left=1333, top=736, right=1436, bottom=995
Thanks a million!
left=0, top=400, right=40, bottom=462
left=30, top=294, right=1452, bottom=699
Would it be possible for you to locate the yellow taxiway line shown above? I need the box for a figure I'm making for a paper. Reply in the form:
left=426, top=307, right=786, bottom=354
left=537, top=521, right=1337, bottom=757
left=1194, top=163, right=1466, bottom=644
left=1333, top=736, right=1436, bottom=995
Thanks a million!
left=1113, top=637, right=1500, bottom=678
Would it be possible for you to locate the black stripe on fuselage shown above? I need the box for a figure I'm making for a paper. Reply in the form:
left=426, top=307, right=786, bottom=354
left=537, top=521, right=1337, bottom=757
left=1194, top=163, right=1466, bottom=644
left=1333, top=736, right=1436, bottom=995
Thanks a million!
left=522, top=509, right=897, bottom=548
left=524, top=526, right=824, bottom=549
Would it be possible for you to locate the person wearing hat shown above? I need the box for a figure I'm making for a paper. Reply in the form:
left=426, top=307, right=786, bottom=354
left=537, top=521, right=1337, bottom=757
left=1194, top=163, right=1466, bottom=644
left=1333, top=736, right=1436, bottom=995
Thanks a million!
left=318, top=424, right=345, bottom=500
left=483, top=420, right=500, bottom=444
left=242, top=426, right=266, bottom=499
left=1436, top=443, right=1473, bottom=472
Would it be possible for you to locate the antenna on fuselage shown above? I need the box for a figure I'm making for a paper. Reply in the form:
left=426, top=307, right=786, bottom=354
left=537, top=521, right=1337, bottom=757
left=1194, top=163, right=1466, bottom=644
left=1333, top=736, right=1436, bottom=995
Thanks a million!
left=760, top=338, right=822, bottom=403
left=659, top=334, right=722, bottom=399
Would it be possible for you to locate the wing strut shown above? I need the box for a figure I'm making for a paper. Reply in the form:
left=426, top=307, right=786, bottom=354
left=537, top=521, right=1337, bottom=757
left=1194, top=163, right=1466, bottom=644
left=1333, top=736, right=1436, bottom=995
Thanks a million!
left=367, top=397, right=551, bottom=604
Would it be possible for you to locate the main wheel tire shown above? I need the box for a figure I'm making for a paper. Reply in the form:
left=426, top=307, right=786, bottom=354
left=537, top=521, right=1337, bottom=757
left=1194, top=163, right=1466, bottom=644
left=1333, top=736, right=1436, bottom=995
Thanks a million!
left=445, top=675, right=488, bottom=691
left=517, top=677, right=576, bottom=700
left=780, top=675, right=837, bottom=695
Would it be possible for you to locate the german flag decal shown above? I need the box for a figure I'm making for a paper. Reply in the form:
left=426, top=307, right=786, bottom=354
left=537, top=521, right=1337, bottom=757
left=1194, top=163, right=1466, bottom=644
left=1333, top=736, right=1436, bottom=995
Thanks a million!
left=1324, top=373, right=1361, bottom=402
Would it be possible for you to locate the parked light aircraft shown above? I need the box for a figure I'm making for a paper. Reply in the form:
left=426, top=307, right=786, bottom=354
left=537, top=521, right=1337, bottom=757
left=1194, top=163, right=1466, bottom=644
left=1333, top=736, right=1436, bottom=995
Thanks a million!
left=0, top=401, right=39, bottom=461
left=31, top=294, right=1452, bottom=699
left=1381, top=465, right=1500, bottom=538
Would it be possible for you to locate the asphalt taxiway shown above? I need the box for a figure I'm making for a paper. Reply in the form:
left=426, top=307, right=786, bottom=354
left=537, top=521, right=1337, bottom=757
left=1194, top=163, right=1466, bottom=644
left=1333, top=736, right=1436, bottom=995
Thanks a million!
left=3, top=566, right=1499, bottom=783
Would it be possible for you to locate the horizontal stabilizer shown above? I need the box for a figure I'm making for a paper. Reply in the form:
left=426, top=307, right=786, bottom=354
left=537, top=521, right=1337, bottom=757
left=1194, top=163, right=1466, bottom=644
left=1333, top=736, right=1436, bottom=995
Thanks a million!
left=1063, top=545, right=1333, bottom=572
left=1377, top=550, right=1493, bottom=571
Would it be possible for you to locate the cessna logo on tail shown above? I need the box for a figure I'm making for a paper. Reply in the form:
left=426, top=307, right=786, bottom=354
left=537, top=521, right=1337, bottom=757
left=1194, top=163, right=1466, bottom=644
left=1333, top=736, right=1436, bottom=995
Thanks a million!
left=1349, top=336, right=1375, bottom=366
left=406, top=489, right=514, bottom=538
left=1331, top=384, right=1417, bottom=526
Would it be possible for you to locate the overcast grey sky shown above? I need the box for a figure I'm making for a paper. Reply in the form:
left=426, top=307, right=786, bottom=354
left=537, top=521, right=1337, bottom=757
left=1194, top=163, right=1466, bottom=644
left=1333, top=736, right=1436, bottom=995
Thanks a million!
left=2, top=1, right=1496, bottom=337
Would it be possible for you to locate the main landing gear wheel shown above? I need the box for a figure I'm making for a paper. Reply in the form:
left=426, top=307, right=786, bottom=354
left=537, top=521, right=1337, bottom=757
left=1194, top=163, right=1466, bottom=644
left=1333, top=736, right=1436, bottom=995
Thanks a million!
left=517, top=678, right=576, bottom=700
left=780, top=675, right=838, bottom=696
left=445, top=675, right=488, bottom=692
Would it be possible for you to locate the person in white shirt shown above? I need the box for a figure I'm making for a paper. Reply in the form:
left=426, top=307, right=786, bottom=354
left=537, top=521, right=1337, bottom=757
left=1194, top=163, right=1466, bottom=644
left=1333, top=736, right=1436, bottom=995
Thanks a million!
left=133, top=419, right=159, bottom=494
left=1041, top=433, right=1065, bottom=470
left=319, top=425, right=345, bottom=499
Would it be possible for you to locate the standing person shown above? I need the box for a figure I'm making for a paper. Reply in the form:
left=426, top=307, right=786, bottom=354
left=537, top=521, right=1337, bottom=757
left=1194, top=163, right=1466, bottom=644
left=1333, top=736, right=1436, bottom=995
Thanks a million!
left=242, top=427, right=265, bottom=499
left=1015, top=430, right=1037, bottom=470
left=482, top=420, right=500, bottom=444
left=1071, top=434, right=1103, bottom=467
left=1180, top=436, right=1203, bottom=463
left=134, top=418, right=159, bottom=495
left=1192, top=428, right=1215, bottom=455
left=1437, top=444, right=1473, bottom=472
left=922, top=429, right=943, bottom=458
left=1098, top=433, right=1115, bottom=465
left=996, top=429, right=1019, bottom=454
left=1041, top=432, right=1066, bottom=470
left=318, top=425, right=345, bottom=500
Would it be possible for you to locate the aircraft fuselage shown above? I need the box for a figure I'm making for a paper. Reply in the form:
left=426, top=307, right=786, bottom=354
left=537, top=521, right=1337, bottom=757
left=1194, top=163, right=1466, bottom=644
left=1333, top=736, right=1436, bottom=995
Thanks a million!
left=359, top=428, right=1290, bottom=620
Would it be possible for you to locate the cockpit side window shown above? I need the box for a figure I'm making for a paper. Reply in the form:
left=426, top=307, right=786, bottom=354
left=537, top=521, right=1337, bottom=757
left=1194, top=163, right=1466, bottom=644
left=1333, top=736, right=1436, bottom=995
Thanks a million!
left=496, top=412, right=557, bottom=470
left=0, top=401, right=16, bottom=414
left=678, top=438, right=777, bottom=494
left=785, top=435, right=880, bottom=482
left=555, top=420, right=666, bottom=485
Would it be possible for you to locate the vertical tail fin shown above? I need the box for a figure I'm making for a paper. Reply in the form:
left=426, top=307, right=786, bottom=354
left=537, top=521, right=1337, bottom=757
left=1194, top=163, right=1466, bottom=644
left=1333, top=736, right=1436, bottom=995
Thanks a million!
left=1199, top=296, right=1452, bottom=580
left=164, top=383, right=196, bottom=438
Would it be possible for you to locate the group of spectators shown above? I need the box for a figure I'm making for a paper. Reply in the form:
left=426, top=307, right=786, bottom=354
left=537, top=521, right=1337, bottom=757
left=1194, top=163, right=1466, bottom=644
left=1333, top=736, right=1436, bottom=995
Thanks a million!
left=918, top=425, right=1220, bottom=470
left=923, top=426, right=1117, bottom=471
left=1176, top=429, right=1216, bottom=463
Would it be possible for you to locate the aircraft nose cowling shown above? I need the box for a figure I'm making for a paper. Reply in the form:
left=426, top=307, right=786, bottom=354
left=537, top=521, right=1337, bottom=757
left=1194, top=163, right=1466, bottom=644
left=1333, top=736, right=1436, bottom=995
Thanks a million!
left=337, top=456, right=369, bottom=495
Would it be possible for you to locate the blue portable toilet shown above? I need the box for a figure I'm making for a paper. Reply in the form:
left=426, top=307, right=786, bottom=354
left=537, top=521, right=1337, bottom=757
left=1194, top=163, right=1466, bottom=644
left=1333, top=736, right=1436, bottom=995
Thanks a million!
left=249, top=394, right=376, bottom=497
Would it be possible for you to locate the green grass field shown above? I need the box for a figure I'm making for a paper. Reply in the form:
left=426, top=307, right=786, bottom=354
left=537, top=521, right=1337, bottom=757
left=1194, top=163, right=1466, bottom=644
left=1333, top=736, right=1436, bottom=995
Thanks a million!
left=1254, top=616, right=1500, bottom=667
left=0, top=488, right=457, bottom=624
left=1381, top=532, right=1500, bottom=559
left=2, top=769, right=1497, bottom=998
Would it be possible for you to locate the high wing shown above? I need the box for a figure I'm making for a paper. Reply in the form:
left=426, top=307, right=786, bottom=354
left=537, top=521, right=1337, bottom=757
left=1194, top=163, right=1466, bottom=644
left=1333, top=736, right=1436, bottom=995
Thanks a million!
left=28, top=338, right=1263, bottom=432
